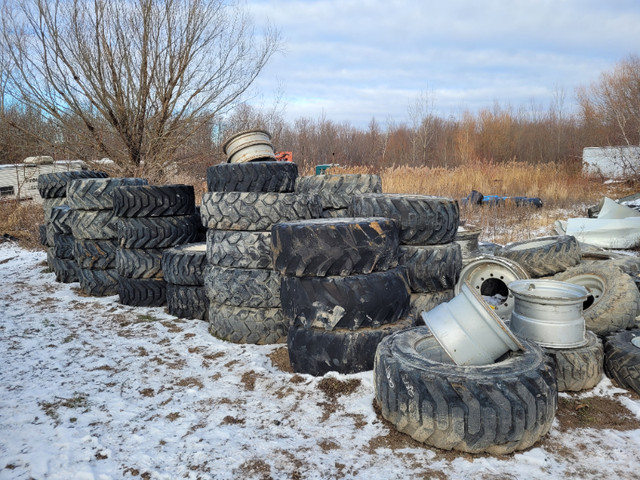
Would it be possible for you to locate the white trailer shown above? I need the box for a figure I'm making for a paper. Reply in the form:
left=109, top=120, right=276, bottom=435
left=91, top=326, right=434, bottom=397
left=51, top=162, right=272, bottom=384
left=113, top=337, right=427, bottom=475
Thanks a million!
left=0, top=158, right=86, bottom=202
left=582, top=146, right=640, bottom=179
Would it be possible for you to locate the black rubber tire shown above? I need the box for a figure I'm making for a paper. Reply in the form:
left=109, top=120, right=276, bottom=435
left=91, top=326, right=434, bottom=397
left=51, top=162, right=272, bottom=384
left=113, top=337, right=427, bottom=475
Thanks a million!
left=118, top=276, right=167, bottom=306
left=116, top=248, right=164, bottom=279
left=37, top=170, right=108, bottom=199
left=320, top=208, right=350, bottom=219
left=112, top=184, right=195, bottom=217
left=498, top=235, right=581, bottom=277
left=70, top=209, right=119, bottom=240
left=49, top=206, right=74, bottom=235
left=554, top=262, right=640, bottom=336
left=203, top=265, right=281, bottom=308
left=117, top=215, right=199, bottom=249
left=66, top=177, right=148, bottom=210
left=43, top=197, right=67, bottom=222
left=296, top=174, right=382, bottom=209
left=206, top=229, right=273, bottom=269
left=38, top=224, right=48, bottom=247
left=206, top=161, right=298, bottom=193
left=604, top=329, right=640, bottom=395
left=408, top=290, right=455, bottom=323
left=288, top=317, right=415, bottom=376
left=200, top=192, right=322, bottom=231
left=161, top=243, right=207, bottom=285
left=271, top=217, right=400, bottom=277
left=45, top=224, right=55, bottom=247
left=52, top=234, right=75, bottom=259
left=50, top=255, right=80, bottom=283
left=399, top=243, right=462, bottom=293
left=350, top=193, right=460, bottom=246
left=281, top=267, right=410, bottom=331
left=166, top=284, right=208, bottom=320
left=208, top=302, right=288, bottom=345
left=78, top=268, right=119, bottom=296
left=73, top=239, right=118, bottom=270
left=543, top=331, right=603, bottom=392
left=374, top=327, right=557, bottom=454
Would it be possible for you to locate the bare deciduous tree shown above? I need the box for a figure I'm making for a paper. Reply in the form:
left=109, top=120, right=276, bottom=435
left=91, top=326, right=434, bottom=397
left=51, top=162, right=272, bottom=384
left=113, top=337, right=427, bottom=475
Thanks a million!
left=1, top=0, right=280, bottom=180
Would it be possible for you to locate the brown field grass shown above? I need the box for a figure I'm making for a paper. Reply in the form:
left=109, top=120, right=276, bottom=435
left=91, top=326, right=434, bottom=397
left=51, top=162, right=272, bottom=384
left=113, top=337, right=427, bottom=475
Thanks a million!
left=0, top=199, right=45, bottom=250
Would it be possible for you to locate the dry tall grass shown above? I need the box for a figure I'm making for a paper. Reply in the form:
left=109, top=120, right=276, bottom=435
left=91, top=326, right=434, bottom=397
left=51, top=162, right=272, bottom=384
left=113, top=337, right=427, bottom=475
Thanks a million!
left=0, top=199, right=45, bottom=250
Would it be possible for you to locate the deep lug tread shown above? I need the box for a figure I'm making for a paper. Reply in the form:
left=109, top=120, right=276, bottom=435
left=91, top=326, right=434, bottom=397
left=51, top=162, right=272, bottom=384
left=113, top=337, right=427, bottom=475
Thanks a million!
left=117, top=215, right=199, bottom=249
left=499, top=235, right=581, bottom=277
left=118, top=276, right=167, bottom=306
left=37, top=170, right=108, bottom=199
left=67, top=177, right=147, bottom=210
left=204, top=265, right=281, bottom=308
left=296, top=174, right=382, bottom=209
left=116, top=248, right=165, bottom=279
left=78, top=268, right=119, bottom=296
left=73, top=239, right=118, bottom=270
left=161, top=243, right=207, bottom=285
left=206, top=161, right=298, bottom=193
left=208, top=303, right=288, bottom=345
left=166, top=284, right=208, bottom=320
left=399, top=243, right=462, bottom=293
left=112, top=184, right=195, bottom=217
left=206, top=229, right=273, bottom=269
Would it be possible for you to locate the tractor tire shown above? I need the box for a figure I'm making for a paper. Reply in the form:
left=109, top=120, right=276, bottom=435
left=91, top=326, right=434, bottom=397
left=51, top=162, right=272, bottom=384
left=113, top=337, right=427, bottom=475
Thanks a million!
left=208, top=302, right=288, bottom=345
left=161, top=243, right=207, bottom=285
left=166, top=284, right=208, bottom=320
left=70, top=209, right=119, bottom=240
left=296, top=174, right=382, bottom=209
left=498, top=235, right=581, bottom=277
left=554, top=262, right=640, bottom=336
left=350, top=193, right=459, bottom=246
left=49, top=206, right=74, bottom=235
left=374, top=327, right=557, bottom=454
left=399, top=243, right=462, bottom=293
left=43, top=198, right=67, bottom=222
left=604, top=329, right=640, bottom=395
left=408, top=290, right=455, bottom=323
left=203, top=265, right=282, bottom=308
left=200, top=192, right=322, bottom=231
left=78, top=268, right=119, bottom=296
left=320, top=208, right=350, bottom=219
left=66, top=177, right=147, bottom=210
left=118, top=276, right=167, bottom=306
left=271, top=217, right=400, bottom=277
left=206, top=229, right=273, bottom=269
left=50, top=255, right=79, bottom=283
left=117, top=215, right=199, bottom=249
left=206, top=161, right=298, bottom=193
left=52, top=234, right=75, bottom=259
left=280, top=267, right=410, bottom=331
left=543, top=331, right=603, bottom=392
left=37, top=170, right=108, bottom=199
left=73, top=239, right=118, bottom=270
left=115, top=248, right=164, bottom=279
left=287, top=317, right=415, bottom=376
left=38, top=224, right=48, bottom=247
left=112, top=184, right=195, bottom=217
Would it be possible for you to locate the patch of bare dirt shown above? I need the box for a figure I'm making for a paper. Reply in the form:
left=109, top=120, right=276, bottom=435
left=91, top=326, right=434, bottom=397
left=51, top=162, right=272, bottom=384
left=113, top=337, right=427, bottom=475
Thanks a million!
left=268, top=346, right=293, bottom=373
left=556, top=394, right=640, bottom=432
left=317, top=377, right=361, bottom=400
left=233, top=459, right=272, bottom=480
left=221, top=415, right=245, bottom=425
left=241, top=370, right=259, bottom=391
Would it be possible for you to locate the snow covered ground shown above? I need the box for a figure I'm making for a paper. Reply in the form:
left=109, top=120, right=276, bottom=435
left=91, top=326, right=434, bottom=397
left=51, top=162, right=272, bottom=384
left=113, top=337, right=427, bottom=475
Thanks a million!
left=2, top=242, right=640, bottom=480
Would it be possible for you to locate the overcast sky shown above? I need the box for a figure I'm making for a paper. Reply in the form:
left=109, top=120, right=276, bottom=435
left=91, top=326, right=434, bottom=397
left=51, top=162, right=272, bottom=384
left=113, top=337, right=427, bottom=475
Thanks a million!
left=245, top=0, right=640, bottom=127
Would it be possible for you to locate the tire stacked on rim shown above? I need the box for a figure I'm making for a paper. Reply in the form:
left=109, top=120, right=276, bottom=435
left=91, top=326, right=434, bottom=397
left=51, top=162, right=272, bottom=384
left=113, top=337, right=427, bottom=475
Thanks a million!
left=68, top=177, right=148, bottom=296
left=273, top=217, right=413, bottom=376
left=162, top=243, right=208, bottom=320
left=48, top=205, right=79, bottom=282
left=114, top=184, right=199, bottom=306
left=202, top=161, right=321, bottom=345
left=295, top=174, right=382, bottom=218
left=37, top=169, right=108, bottom=270
left=350, top=193, right=462, bottom=322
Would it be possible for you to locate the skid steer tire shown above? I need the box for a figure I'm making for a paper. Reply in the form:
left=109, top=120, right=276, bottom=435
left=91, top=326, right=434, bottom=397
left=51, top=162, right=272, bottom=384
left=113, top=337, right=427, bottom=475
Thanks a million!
left=116, top=248, right=164, bottom=279
left=208, top=303, right=288, bottom=345
left=78, top=268, right=119, bottom=296
left=204, top=266, right=282, bottom=308
left=50, top=255, right=80, bottom=283
left=166, top=284, right=208, bottom=320
left=288, top=317, right=415, bottom=376
left=49, top=206, right=74, bottom=235
left=271, top=217, right=400, bottom=277
left=320, top=208, right=350, bottom=219
left=280, top=267, right=410, bottom=331
left=73, top=239, right=118, bottom=270
left=206, top=229, right=273, bottom=269
left=408, top=290, right=455, bottom=323
left=37, top=170, right=108, bottom=199
left=206, top=161, right=298, bottom=193
left=112, top=184, right=195, bottom=217
left=498, top=235, right=581, bottom=278
left=117, top=215, right=199, bottom=249
left=70, top=209, right=119, bottom=240
left=374, top=327, right=557, bottom=454
left=350, top=193, right=459, bottom=246
left=604, top=329, right=640, bottom=395
left=52, top=234, right=75, bottom=259
left=543, top=331, right=603, bottom=392
left=399, top=243, right=462, bottom=293
left=200, top=192, right=322, bottom=231
left=118, top=276, right=167, bottom=306
left=295, top=174, right=382, bottom=209
left=43, top=198, right=67, bottom=222
left=161, top=243, right=207, bottom=285
left=67, top=177, right=148, bottom=210
left=554, top=262, right=639, bottom=336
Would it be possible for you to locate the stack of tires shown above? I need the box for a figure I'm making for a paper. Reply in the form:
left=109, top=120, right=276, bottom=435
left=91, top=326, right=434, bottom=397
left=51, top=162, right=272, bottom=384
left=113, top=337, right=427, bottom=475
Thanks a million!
left=201, top=161, right=320, bottom=345
left=67, top=177, right=148, bottom=296
left=350, top=194, right=461, bottom=322
left=37, top=170, right=108, bottom=276
left=47, top=205, right=79, bottom=283
left=273, top=217, right=414, bottom=376
left=113, top=184, right=199, bottom=306
left=162, top=243, right=208, bottom=320
left=296, top=173, right=382, bottom=218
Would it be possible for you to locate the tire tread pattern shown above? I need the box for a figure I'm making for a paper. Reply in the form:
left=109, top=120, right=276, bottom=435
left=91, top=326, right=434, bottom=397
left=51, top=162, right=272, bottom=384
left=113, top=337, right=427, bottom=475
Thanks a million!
left=112, top=184, right=195, bottom=217
left=206, top=161, right=298, bottom=193
left=161, top=243, right=207, bottom=285
left=499, top=235, right=581, bottom=277
left=208, top=303, right=288, bottom=345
